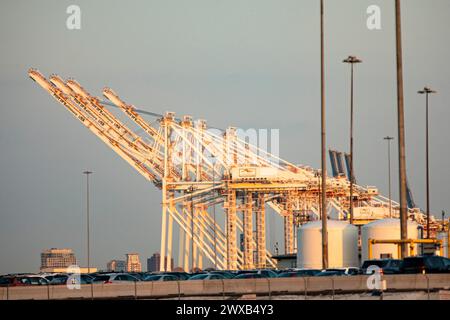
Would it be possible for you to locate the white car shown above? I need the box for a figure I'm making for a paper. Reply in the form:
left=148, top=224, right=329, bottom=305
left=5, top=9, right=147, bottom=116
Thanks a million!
left=188, top=273, right=226, bottom=280
left=92, top=273, right=139, bottom=284
left=143, top=274, right=178, bottom=281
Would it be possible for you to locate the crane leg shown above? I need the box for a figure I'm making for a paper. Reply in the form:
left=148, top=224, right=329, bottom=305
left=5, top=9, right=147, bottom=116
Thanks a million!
left=192, top=207, right=198, bottom=271
left=197, top=210, right=203, bottom=270
left=284, top=215, right=294, bottom=254
left=243, top=192, right=254, bottom=270
left=178, top=227, right=184, bottom=270
left=184, top=220, right=190, bottom=272
left=256, top=194, right=266, bottom=268
left=160, top=203, right=167, bottom=272
left=166, top=213, right=173, bottom=271
left=226, top=190, right=238, bottom=270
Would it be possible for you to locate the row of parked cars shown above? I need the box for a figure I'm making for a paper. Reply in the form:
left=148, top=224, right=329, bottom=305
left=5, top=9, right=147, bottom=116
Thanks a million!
left=1, top=255, right=448, bottom=287
left=362, top=255, right=450, bottom=275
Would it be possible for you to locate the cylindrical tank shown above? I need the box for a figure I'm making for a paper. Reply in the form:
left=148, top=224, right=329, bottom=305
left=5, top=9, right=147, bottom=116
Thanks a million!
left=361, top=218, right=420, bottom=262
left=297, top=220, right=359, bottom=269
left=437, top=231, right=449, bottom=258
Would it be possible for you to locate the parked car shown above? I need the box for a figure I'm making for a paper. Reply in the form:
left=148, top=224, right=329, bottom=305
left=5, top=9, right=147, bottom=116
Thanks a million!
left=315, top=270, right=346, bottom=277
left=188, top=273, right=226, bottom=280
left=92, top=273, right=140, bottom=284
left=15, top=275, right=50, bottom=286
left=0, top=276, right=22, bottom=287
left=400, top=256, right=450, bottom=274
left=164, top=272, right=191, bottom=280
left=234, top=273, right=263, bottom=279
left=208, top=271, right=234, bottom=279
left=143, top=274, right=178, bottom=282
left=128, top=272, right=146, bottom=281
left=294, top=269, right=323, bottom=276
left=235, top=269, right=277, bottom=278
left=188, top=272, right=206, bottom=279
left=277, top=272, right=304, bottom=278
left=49, top=274, right=93, bottom=285
left=273, top=269, right=288, bottom=275
left=0, top=276, right=9, bottom=287
left=325, top=268, right=360, bottom=276
left=444, top=258, right=450, bottom=269
left=277, top=269, right=322, bottom=278
left=257, top=269, right=278, bottom=278
left=361, top=259, right=402, bottom=274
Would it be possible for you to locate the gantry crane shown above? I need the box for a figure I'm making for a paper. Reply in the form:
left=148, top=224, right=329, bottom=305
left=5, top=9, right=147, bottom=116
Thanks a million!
left=28, top=69, right=439, bottom=271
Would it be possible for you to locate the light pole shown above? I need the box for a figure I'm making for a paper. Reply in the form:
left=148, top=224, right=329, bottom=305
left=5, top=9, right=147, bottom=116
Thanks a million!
left=442, top=210, right=446, bottom=232
left=83, top=170, right=93, bottom=273
left=343, top=56, right=362, bottom=224
left=319, top=0, right=328, bottom=270
left=418, top=87, right=436, bottom=238
left=395, top=0, right=408, bottom=258
left=384, top=136, right=394, bottom=217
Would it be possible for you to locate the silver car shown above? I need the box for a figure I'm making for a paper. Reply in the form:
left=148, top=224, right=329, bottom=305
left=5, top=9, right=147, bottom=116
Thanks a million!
left=92, top=273, right=139, bottom=284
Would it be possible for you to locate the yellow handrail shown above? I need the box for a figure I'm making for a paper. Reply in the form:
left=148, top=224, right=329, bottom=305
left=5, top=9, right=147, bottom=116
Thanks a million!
left=367, top=238, right=444, bottom=260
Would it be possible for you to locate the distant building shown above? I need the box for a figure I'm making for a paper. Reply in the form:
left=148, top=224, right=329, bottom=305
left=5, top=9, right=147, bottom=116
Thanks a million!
left=126, top=253, right=142, bottom=272
left=40, top=248, right=97, bottom=273
left=40, top=248, right=77, bottom=271
left=107, top=260, right=126, bottom=272
left=40, top=267, right=97, bottom=274
left=147, top=252, right=174, bottom=272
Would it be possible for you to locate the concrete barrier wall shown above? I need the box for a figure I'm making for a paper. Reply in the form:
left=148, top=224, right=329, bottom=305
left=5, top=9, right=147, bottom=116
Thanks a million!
left=8, top=285, right=50, bottom=300
left=332, top=275, right=368, bottom=292
left=1, top=274, right=450, bottom=300
left=427, top=274, right=450, bottom=289
left=93, top=283, right=136, bottom=299
left=383, top=274, right=428, bottom=291
left=0, top=287, right=6, bottom=300
left=149, top=281, right=179, bottom=297
left=50, top=284, right=92, bottom=299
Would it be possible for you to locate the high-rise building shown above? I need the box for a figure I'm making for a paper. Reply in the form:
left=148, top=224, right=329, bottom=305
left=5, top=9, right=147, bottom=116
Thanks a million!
left=106, top=260, right=126, bottom=272
left=40, top=248, right=77, bottom=271
left=147, top=252, right=174, bottom=272
left=126, top=253, right=142, bottom=272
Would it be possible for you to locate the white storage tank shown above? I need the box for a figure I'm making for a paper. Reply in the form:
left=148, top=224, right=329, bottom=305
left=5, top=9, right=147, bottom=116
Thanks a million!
left=297, top=220, right=359, bottom=269
left=437, top=232, right=449, bottom=258
left=361, top=218, right=420, bottom=262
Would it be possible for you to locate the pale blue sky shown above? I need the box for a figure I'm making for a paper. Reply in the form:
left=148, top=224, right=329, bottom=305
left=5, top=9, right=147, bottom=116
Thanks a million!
left=0, top=0, right=449, bottom=273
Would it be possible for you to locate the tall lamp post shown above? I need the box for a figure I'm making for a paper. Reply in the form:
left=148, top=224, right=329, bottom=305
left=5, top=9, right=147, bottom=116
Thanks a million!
left=442, top=210, right=446, bottom=232
left=343, top=56, right=362, bottom=224
left=384, top=136, right=394, bottom=217
left=319, top=0, right=328, bottom=270
left=418, top=87, right=437, bottom=238
left=83, top=170, right=93, bottom=273
left=394, top=0, right=408, bottom=258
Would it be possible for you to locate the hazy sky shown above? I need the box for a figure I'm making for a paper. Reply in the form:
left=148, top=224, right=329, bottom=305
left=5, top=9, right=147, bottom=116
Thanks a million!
left=1, top=0, right=449, bottom=274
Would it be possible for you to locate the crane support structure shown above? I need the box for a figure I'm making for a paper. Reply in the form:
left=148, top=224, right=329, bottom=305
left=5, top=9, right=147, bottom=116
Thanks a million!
left=29, top=69, right=441, bottom=271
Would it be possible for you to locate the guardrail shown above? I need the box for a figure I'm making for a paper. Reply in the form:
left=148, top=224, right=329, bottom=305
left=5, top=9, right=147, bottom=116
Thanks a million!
left=1, top=274, right=450, bottom=300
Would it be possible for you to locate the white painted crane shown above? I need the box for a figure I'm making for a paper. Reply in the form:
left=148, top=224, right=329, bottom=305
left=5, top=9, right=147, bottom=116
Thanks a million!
left=29, top=69, right=437, bottom=271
